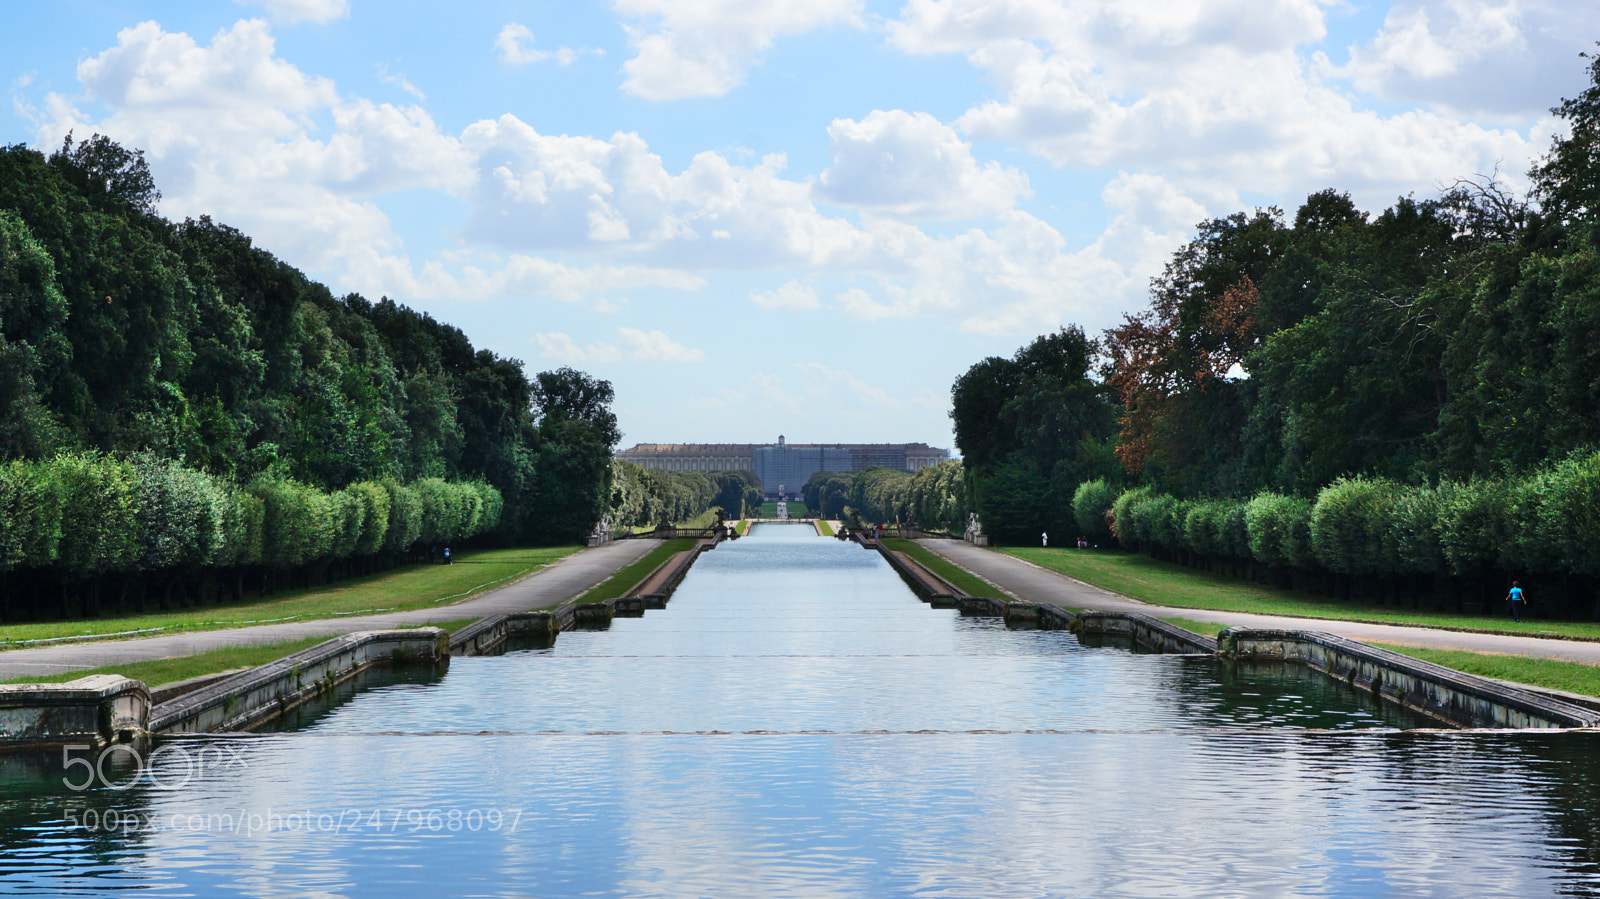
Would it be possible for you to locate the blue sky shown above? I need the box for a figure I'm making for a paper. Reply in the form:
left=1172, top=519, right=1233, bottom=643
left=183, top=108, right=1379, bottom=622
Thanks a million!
left=4, top=0, right=1594, bottom=450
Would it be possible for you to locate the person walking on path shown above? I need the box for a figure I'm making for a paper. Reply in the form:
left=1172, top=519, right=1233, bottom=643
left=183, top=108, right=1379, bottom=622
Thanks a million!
left=1041, top=532, right=1048, bottom=548
left=1507, top=581, right=1527, bottom=622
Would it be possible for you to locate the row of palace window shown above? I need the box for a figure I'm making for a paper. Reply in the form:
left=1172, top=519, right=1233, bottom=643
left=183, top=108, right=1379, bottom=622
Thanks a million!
left=641, top=457, right=752, bottom=472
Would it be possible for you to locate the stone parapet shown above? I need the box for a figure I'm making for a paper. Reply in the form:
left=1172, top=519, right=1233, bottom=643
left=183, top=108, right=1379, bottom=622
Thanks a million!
left=0, top=675, right=149, bottom=749
left=1074, top=610, right=1218, bottom=655
left=1218, top=627, right=1600, bottom=729
left=149, top=628, right=448, bottom=735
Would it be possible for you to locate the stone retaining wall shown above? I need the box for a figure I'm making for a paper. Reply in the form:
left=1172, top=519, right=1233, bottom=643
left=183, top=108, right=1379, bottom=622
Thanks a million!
left=0, top=675, right=149, bottom=749
left=1218, top=627, right=1600, bottom=729
left=149, top=629, right=448, bottom=735
left=1074, top=610, right=1219, bottom=655
left=449, top=611, right=559, bottom=656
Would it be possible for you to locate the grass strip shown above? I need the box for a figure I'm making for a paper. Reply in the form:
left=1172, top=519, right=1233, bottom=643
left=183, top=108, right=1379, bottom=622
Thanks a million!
left=2, top=636, right=331, bottom=687
left=759, top=500, right=810, bottom=518
left=882, top=538, right=1005, bottom=601
left=1003, top=547, right=1600, bottom=641
left=0, top=546, right=579, bottom=647
left=1158, top=616, right=1230, bottom=637
left=575, top=538, right=697, bottom=604
left=815, top=520, right=835, bottom=537
left=1370, top=643, right=1600, bottom=700
left=4, top=616, right=485, bottom=688
left=735, top=520, right=750, bottom=536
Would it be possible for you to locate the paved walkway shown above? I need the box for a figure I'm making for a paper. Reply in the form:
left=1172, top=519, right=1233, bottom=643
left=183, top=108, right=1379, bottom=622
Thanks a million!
left=919, top=539, right=1600, bottom=666
left=0, top=539, right=659, bottom=681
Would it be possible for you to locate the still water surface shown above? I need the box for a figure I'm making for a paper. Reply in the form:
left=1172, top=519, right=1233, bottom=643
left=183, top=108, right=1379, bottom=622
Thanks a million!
left=5, top=522, right=1600, bottom=896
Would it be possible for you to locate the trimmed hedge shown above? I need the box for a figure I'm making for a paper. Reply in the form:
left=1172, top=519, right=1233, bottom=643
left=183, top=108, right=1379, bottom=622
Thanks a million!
left=0, top=454, right=500, bottom=576
left=1101, top=448, right=1600, bottom=590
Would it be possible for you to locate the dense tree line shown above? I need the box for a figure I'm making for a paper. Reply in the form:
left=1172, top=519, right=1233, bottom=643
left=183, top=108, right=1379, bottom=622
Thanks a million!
left=0, top=453, right=499, bottom=618
left=803, top=460, right=968, bottom=533
left=947, top=52, right=1600, bottom=617
left=0, top=136, right=617, bottom=618
left=609, top=462, right=762, bottom=528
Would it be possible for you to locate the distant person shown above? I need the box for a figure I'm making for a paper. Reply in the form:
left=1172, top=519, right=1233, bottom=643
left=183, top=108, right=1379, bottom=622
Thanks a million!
left=1506, top=581, right=1526, bottom=622
left=1041, top=532, right=1048, bottom=548
left=444, top=546, right=452, bottom=565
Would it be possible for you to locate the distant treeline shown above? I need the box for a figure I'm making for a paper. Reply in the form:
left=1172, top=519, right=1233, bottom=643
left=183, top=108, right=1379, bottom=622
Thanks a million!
left=610, top=462, right=763, bottom=528
left=0, top=135, right=619, bottom=616
left=940, top=54, right=1600, bottom=618
left=803, top=460, right=966, bottom=533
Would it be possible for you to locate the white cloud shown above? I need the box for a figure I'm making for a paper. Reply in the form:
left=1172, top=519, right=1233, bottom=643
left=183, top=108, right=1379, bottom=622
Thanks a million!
left=535, top=332, right=622, bottom=364
left=34, top=14, right=1279, bottom=339
left=886, top=0, right=1552, bottom=216
left=240, top=0, right=349, bottom=24
left=376, top=64, right=425, bottom=100
left=686, top=371, right=806, bottom=414
left=495, top=23, right=601, bottom=66
left=1334, top=0, right=1600, bottom=120
left=795, top=362, right=902, bottom=408
left=535, top=328, right=704, bottom=364
left=618, top=327, right=706, bottom=362
left=351, top=252, right=704, bottom=305
left=751, top=280, right=818, bottom=310
left=615, top=0, right=864, bottom=100
left=816, top=109, right=1029, bottom=219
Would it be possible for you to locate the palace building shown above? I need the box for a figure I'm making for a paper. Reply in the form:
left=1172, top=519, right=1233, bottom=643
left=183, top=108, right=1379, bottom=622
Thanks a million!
left=616, top=436, right=950, bottom=499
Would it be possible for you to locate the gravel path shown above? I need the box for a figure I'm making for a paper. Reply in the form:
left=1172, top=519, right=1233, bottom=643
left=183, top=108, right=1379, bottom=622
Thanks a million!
left=920, top=539, right=1600, bottom=665
left=0, top=539, right=659, bottom=681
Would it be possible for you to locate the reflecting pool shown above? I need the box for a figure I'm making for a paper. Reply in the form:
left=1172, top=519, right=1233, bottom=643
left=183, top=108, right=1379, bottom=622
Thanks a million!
left=5, top=522, right=1600, bottom=897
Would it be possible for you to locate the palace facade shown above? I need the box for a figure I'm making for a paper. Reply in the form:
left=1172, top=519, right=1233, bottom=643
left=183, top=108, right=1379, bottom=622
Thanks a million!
left=616, top=436, right=950, bottom=498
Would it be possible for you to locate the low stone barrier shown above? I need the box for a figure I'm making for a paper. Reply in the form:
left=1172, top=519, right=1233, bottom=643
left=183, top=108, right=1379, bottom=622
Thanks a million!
left=0, top=675, right=149, bottom=750
left=1074, top=610, right=1218, bottom=655
left=149, top=628, right=448, bottom=735
left=880, top=549, right=961, bottom=605
left=450, top=611, right=559, bottom=656
left=1218, top=627, right=1600, bottom=729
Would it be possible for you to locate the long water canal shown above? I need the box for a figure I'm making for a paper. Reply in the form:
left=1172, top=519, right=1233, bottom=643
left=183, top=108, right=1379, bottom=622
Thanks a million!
left=6, top=522, right=1600, bottom=896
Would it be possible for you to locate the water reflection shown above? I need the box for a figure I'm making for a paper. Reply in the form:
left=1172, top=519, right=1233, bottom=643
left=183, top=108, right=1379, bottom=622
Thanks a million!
left=3, top=521, right=1599, bottom=897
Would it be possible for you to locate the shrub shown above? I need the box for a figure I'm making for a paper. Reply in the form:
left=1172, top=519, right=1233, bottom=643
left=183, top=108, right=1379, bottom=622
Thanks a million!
left=133, top=456, right=227, bottom=570
left=0, top=460, right=63, bottom=570
left=1536, top=450, right=1600, bottom=575
left=1072, top=479, right=1118, bottom=542
left=1310, top=477, right=1398, bottom=576
left=1111, top=487, right=1152, bottom=548
left=51, top=454, right=140, bottom=578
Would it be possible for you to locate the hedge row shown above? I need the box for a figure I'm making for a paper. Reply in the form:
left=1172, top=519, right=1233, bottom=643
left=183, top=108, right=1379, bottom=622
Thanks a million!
left=1077, top=449, right=1600, bottom=580
left=0, top=454, right=501, bottom=577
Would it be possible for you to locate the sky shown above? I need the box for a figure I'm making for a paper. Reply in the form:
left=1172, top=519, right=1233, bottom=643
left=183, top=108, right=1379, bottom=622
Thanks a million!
left=4, top=0, right=1595, bottom=452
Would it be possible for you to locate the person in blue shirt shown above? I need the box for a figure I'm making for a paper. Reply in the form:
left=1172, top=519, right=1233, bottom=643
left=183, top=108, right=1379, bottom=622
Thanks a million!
left=1506, top=581, right=1527, bottom=622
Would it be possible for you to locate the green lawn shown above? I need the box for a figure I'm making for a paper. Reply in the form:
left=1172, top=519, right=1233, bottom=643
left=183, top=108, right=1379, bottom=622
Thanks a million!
left=3, top=618, right=482, bottom=689
left=3, top=636, right=332, bottom=687
left=815, top=519, right=835, bottom=537
left=759, top=500, right=811, bottom=518
left=575, top=538, right=697, bottom=604
left=882, top=538, right=1005, bottom=601
left=735, top=520, right=751, bottom=536
left=1159, top=616, right=1229, bottom=637
left=0, top=546, right=579, bottom=646
left=1003, top=547, right=1600, bottom=640
left=1371, top=643, right=1600, bottom=700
